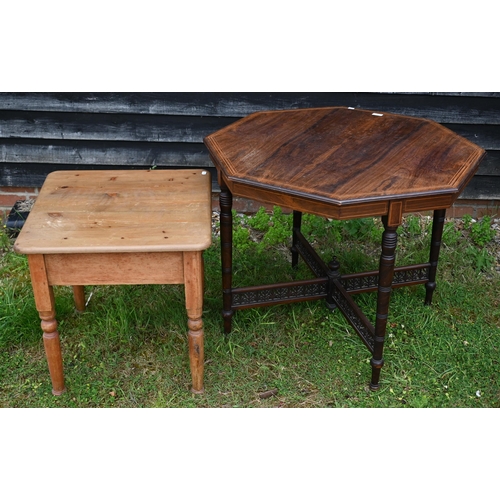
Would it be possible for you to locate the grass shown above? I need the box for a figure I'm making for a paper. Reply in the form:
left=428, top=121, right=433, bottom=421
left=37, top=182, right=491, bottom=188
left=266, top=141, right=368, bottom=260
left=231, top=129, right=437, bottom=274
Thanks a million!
left=1, top=210, right=499, bottom=408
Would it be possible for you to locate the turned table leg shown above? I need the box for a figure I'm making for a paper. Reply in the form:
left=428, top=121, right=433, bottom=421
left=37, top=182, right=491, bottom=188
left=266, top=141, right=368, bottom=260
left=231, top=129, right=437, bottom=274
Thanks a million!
left=370, top=216, right=399, bottom=391
left=291, top=210, right=303, bottom=269
left=28, top=255, right=66, bottom=395
left=183, top=251, right=205, bottom=394
left=73, top=286, right=86, bottom=312
left=219, top=179, right=234, bottom=334
left=425, top=209, right=446, bottom=305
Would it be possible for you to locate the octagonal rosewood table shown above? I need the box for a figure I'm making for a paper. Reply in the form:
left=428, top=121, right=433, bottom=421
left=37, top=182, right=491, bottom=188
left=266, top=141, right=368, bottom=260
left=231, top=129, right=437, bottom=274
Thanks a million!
left=204, top=106, right=485, bottom=390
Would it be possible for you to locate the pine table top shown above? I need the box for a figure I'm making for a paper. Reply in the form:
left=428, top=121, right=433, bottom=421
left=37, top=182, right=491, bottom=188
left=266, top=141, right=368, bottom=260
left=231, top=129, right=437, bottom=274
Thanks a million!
left=14, top=169, right=213, bottom=254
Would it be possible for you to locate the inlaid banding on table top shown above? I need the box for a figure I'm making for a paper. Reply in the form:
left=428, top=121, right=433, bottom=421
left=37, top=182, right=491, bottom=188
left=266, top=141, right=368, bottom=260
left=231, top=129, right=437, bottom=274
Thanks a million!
left=205, top=107, right=486, bottom=209
left=13, top=169, right=213, bottom=254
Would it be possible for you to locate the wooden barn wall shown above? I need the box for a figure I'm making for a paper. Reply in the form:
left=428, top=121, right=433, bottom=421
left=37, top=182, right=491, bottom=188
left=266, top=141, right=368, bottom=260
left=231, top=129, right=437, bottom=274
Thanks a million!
left=0, top=92, right=499, bottom=200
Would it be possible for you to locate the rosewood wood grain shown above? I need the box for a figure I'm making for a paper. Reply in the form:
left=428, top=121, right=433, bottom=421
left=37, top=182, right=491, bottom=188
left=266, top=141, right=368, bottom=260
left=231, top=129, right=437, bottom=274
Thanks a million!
left=15, top=169, right=212, bottom=395
left=205, top=107, right=486, bottom=216
left=206, top=106, right=486, bottom=391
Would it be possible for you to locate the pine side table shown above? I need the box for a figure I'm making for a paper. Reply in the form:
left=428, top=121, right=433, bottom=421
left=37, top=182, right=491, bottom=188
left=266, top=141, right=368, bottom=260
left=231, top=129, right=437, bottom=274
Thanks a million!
left=14, top=169, right=212, bottom=395
left=204, top=107, right=486, bottom=390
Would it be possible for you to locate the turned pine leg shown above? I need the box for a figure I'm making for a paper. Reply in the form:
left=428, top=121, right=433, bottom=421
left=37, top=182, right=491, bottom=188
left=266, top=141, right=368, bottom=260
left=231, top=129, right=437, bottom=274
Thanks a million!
left=219, top=178, right=234, bottom=334
left=370, top=216, right=399, bottom=391
left=73, top=286, right=86, bottom=312
left=425, top=209, right=446, bottom=305
left=183, top=251, right=205, bottom=394
left=291, top=210, right=302, bottom=268
left=28, top=255, right=66, bottom=396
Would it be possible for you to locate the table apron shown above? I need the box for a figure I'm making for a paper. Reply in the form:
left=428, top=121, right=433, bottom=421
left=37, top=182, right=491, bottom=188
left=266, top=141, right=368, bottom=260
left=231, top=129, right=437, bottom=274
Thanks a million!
left=223, top=176, right=457, bottom=220
left=44, top=252, right=185, bottom=285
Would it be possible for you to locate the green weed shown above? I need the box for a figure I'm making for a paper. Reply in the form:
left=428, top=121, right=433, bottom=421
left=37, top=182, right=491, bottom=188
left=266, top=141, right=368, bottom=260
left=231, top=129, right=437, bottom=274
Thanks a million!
left=466, top=246, right=495, bottom=273
left=244, top=206, right=292, bottom=248
left=469, top=216, right=495, bottom=247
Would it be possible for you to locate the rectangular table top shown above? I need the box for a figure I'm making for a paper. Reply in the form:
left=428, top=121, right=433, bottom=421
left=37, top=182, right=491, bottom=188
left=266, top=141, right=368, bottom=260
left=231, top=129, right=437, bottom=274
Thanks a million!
left=14, top=169, right=213, bottom=254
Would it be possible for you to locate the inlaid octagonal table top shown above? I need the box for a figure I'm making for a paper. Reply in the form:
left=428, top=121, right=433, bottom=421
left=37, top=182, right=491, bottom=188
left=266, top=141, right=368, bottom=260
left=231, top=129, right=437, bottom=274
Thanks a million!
left=204, top=107, right=485, bottom=219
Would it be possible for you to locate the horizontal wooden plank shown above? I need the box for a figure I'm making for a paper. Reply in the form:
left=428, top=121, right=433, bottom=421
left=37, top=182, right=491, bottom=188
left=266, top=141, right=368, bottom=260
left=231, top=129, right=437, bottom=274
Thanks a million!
left=443, top=124, right=500, bottom=150
left=0, top=139, right=210, bottom=167
left=387, top=92, right=500, bottom=98
left=2, top=137, right=497, bottom=171
left=2, top=111, right=499, bottom=150
left=1, top=150, right=498, bottom=189
left=476, top=151, right=500, bottom=175
left=0, top=164, right=218, bottom=189
left=0, top=110, right=236, bottom=143
left=460, top=175, right=500, bottom=200
left=1, top=92, right=499, bottom=124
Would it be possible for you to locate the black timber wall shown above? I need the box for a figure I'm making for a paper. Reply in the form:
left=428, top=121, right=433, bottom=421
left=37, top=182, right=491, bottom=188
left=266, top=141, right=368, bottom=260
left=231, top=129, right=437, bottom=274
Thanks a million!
left=1, top=92, right=499, bottom=200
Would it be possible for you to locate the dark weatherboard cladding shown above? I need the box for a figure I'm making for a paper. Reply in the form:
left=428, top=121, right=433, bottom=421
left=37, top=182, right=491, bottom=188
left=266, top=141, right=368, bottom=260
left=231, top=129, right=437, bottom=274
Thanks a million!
left=0, top=92, right=499, bottom=200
